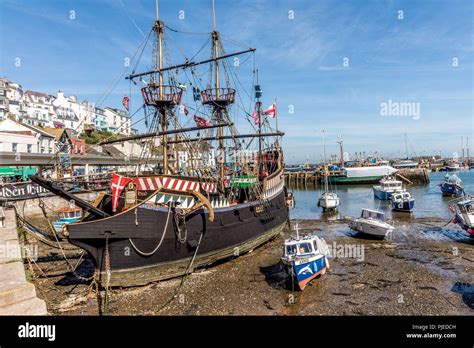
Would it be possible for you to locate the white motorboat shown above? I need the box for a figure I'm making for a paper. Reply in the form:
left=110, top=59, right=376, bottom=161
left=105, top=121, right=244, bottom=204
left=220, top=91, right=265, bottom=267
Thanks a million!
left=349, top=208, right=394, bottom=238
left=451, top=198, right=474, bottom=238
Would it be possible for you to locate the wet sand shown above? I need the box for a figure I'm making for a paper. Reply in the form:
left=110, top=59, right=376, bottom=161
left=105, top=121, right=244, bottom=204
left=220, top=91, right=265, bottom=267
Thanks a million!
left=23, top=216, right=473, bottom=315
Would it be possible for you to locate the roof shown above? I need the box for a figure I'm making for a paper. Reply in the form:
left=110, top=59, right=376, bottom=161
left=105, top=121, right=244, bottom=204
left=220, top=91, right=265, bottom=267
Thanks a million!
left=21, top=123, right=55, bottom=138
left=24, top=90, right=49, bottom=98
left=43, top=127, right=67, bottom=141
left=104, top=107, right=130, bottom=118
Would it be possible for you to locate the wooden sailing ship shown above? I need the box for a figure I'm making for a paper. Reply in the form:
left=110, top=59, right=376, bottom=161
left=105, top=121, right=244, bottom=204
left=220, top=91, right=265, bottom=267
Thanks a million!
left=31, top=0, right=289, bottom=286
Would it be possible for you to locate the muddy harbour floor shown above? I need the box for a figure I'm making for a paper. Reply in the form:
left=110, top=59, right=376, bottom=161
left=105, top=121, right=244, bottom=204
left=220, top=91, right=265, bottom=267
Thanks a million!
left=23, top=216, right=473, bottom=316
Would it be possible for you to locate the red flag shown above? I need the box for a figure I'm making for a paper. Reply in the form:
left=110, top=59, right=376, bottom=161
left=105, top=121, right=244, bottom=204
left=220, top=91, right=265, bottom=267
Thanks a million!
left=110, top=173, right=132, bottom=212
left=194, top=115, right=213, bottom=128
left=183, top=104, right=189, bottom=116
left=122, top=95, right=130, bottom=111
left=252, top=111, right=260, bottom=125
left=263, top=103, right=276, bottom=118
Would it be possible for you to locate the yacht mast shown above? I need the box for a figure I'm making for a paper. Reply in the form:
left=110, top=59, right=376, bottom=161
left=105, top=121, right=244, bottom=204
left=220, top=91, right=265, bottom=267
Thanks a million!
left=337, top=134, right=344, bottom=167
left=404, top=133, right=409, bottom=160
left=323, top=130, right=328, bottom=192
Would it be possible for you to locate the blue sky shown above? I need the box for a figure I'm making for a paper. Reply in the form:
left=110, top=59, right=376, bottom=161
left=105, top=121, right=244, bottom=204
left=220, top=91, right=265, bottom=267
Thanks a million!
left=0, top=0, right=472, bottom=164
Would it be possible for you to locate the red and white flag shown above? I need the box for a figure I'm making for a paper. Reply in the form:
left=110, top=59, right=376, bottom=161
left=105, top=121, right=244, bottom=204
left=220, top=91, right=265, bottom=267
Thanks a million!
left=111, top=173, right=132, bottom=212
left=183, top=104, right=189, bottom=116
left=252, top=111, right=260, bottom=125
left=194, top=115, right=213, bottom=128
left=122, top=95, right=130, bottom=111
left=263, top=103, right=277, bottom=118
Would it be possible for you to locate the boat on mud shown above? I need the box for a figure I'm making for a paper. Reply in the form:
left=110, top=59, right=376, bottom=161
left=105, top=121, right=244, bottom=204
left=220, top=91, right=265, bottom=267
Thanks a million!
left=451, top=198, right=474, bottom=238
left=281, top=224, right=330, bottom=290
left=349, top=208, right=394, bottom=238
left=29, top=1, right=289, bottom=287
left=52, top=207, right=82, bottom=233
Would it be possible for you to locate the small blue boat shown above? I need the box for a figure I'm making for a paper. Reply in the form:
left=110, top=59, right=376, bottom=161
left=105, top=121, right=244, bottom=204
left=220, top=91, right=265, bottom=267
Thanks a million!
left=52, top=208, right=82, bottom=233
left=440, top=174, right=463, bottom=196
left=373, top=175, right=403, bottom=200
left=281, top=224, right=330, bottom=291
left=390, top=191, right=415, bottom=212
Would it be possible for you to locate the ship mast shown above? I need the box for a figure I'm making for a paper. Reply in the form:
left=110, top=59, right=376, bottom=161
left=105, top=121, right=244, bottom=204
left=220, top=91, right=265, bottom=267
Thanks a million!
left=154, top=0, right=168, bottom=174
left=211, top=0, right=226, bottom=191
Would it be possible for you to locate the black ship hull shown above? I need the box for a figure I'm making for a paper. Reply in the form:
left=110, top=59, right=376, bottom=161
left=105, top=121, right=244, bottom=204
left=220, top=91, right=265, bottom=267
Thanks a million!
left=67, top=189, right=289, bottom=286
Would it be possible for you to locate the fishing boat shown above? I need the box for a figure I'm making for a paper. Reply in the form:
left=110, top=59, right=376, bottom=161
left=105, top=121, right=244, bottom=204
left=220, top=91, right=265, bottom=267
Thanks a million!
left=52, top=208, right=82, bottom=233
left=29, top=0, right=289, bottom=287
left=373, top=175, right=403, bottom=200
left=349, top=209, right=394, bottom=238
left=281, top=224, right=330, bottom=291
left=451, top=198, right=474, bottom=238
left=318, top=131, right=339, bottom=211
left=440, top=174, right=464, bottom=196
left=390, top=191, right=415, bottom=212
left=327, top=165, right=398, bottom=185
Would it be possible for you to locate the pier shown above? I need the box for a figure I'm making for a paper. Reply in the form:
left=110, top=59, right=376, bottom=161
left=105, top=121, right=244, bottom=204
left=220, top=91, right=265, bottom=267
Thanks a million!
left=284, top=167, right=430, bottom=189
left=0, top=208, right=47, bottom=315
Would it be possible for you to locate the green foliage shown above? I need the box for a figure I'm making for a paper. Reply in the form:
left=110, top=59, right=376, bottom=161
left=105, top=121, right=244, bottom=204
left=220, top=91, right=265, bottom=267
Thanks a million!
left=79, top=130, right=117, bottom=144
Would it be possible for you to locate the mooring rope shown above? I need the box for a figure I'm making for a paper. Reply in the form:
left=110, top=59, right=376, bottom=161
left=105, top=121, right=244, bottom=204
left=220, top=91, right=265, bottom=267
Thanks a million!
left=128, top=203, right=173, bottom=256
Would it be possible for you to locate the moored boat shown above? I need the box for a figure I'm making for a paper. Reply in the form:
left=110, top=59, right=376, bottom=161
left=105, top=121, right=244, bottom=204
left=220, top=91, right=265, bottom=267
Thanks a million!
left=440, top=174, right=464, bottom=196
left=318, top=131, right=340, bottom=211
left=29, top=1, right=290, bottom=287
left=390, top=191, right=415, bottom=212
left=52, top=207, right=82, bottom=233
left=327, top=165, right=398, bottom=185
left=373, top=175, right=403, bottom=200
left=349, top=208, right=394, bottom=238
left=281, top=224, right=330, bottom=291
left=451, top=198, right=474, bottom=238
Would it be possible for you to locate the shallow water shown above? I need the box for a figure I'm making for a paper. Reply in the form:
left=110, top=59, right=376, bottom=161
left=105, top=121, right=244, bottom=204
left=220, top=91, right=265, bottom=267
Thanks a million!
left=289, top=170, right=474, bottom=220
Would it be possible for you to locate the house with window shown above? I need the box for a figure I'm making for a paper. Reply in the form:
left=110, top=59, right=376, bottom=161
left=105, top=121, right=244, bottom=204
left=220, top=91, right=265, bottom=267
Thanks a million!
left=0, top=77, right=27, bottom=120
left=103, top=107, right=131, bottom=135
left=52, top=91, right=82, bottom=133
left=23, top=90, right=55, bottom=128
left=0, top=118, right=55, bottom=154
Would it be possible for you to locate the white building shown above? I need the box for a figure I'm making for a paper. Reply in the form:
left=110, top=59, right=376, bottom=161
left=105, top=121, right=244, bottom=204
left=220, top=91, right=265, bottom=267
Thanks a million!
left=0, top=118, right=55, bottom=154
left=0, top=77, right=26, bottom=120
left=52, top=91, right=82, bottom=133
left=23, top=90, right=55, bottom=128
left=103, top=107, right=131, bottom=135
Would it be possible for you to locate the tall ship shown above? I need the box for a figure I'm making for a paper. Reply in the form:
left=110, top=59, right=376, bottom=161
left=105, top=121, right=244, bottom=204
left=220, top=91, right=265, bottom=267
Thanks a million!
left=30, top=1, right=289, bottom=287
